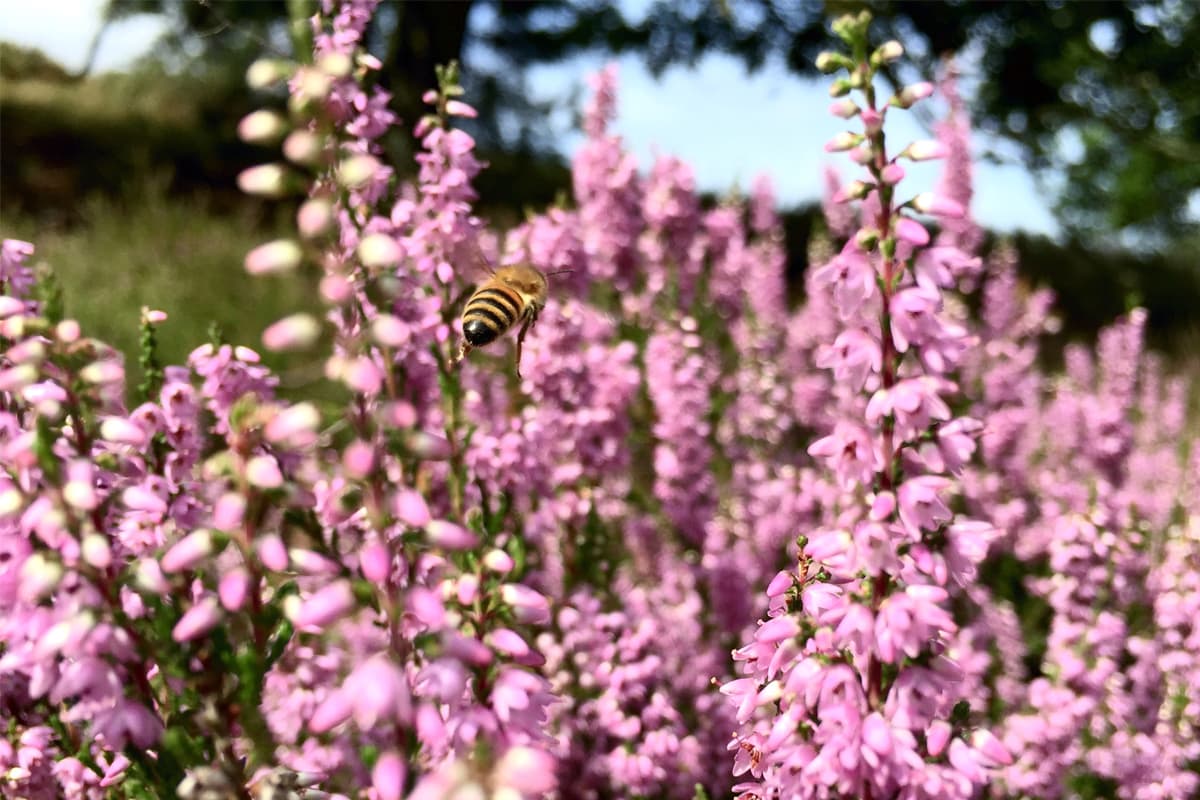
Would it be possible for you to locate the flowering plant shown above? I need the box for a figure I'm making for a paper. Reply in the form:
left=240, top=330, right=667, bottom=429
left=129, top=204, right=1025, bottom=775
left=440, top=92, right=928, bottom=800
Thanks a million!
left=1, top=3, right=1197, bottom=800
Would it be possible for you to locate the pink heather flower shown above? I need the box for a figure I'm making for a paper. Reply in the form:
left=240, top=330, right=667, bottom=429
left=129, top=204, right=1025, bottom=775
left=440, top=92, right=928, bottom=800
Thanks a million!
left=292, top=580, right=356, bottom=630
left=262, top=313, right=321, bottom=351
left=425, top=520, right=478, bottom=550
left=810, top=242, right=877, bottom=318
left=393, top=488, right=432, bottom=527
left=816, top=328, right=882, bottom=391
left=372, top=751, right=406, bottom=800
left=173, top=596, right=223, bottom=642
left=345, top=656, right=412, bottom=728
left=161, top=529, right=215, bottom=573
left=897, top=476, right=954, bottom=537
left=218, top=568, right=253, bottom=611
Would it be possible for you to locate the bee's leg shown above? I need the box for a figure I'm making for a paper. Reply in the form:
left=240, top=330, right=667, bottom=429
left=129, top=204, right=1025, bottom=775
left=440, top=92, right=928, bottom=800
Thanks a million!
left=453, top=340, right=471, bottom=368
left=515, top=316, right=535, bottom=379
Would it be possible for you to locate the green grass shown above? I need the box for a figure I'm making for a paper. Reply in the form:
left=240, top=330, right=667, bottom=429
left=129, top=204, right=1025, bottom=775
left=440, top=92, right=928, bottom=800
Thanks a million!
left=0, top=182, right=321, bottom=391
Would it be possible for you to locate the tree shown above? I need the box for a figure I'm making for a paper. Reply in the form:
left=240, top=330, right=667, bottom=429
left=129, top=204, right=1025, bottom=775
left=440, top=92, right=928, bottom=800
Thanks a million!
left=98, top=0, right=1200, bottom=242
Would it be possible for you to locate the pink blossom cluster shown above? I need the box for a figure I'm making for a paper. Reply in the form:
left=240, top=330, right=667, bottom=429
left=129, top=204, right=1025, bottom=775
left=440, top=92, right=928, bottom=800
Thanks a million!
left=2, top=4, right=1199, bottom=800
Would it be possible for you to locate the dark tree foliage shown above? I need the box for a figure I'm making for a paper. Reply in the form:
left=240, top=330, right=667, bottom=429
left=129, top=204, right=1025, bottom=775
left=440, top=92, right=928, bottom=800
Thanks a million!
left=100, top=0, right=1197, bottom=241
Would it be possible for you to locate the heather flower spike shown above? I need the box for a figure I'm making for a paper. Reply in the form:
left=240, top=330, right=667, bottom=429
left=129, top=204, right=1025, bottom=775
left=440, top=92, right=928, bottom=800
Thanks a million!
left=2, top=1, right=1197, bottom=799
left=723, top=12, right=1008, bottom=799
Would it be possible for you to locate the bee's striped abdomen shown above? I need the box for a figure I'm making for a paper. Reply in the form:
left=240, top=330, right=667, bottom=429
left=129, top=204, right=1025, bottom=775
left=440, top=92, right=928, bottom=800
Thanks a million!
left=462, top=285, right=523, bottom=346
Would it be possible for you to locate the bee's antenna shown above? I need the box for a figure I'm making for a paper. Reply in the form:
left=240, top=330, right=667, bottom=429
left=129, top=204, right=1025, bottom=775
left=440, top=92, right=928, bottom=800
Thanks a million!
left=545, top=269, right=575, bottom=277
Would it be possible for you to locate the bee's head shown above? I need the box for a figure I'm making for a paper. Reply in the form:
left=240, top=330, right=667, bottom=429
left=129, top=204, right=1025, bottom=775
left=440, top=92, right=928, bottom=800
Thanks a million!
left=496, top=264, right=549, bottom=303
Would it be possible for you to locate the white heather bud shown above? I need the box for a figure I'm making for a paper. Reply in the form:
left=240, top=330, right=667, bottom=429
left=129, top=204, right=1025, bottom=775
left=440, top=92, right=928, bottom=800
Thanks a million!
left=237, top=163, right=294, bottom=198
left=0, top=485, right=23, bottom=516
left=829, top=78, right=853, bottom=98
left=246, top=58, right=295, bottom=90
left=828, top=98, right=859, bottom=119
left=262, top=314, right=322, bottom=352
left=873, top=40, right=904, bottom=64
left=289, top=67, right=334, bottom=111
left=55, top=319, right=81, bottom=342
left=237, top=110, right=289, bottom=145
left=283, top=130, right=324, bottom=166
left=19, top=553, right=63, bottom=602
left=371, top=314, right=412, bottom=348
left=245, top=240, right=303, bottom=275
left=81, top=533, right=112, bottom=569
left=337, top=155, right=382, bottom=189
left=80, top=361, right=123, bottom=386
left=317, top=52, right=354, bottom=78
left=815, top=51, right=844, bottom=73
left=901, top=140, right=948, bottom=161
left=0, top=364, right=37, bottom=392
left=298, top=199, right=335, bottom=239
left=910, top=192, right=965, bottom=218
left=892, top=81, right=935, bottom=109
left=824, top=132, right=864, bottom=152
left=357, top=233, right=402, bottom=269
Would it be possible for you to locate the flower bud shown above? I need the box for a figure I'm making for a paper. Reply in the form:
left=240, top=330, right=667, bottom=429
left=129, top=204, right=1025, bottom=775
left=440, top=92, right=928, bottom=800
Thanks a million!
left=828, top=98, right=859, bottom=119
left=291, top=580, right=356, bottom=630
left=824, top=132, right=864, bottom=153
left=393, top=489, right=432, bottom=527
left=237, top=110, right=289, bottom=145
left=19, top=553, right=63, bottom=602
left=0, top=296, right=25, bottom=318
left=444, top=100, right=477, bottom=118
left=283, top=130, right=324, bottom=166
left=63, top=461, right=98, bottom=511
left=246, top=58, right=294, bottom=90
left=895, top=217, right=931, bottom=246
left=218, top=568, right=253, bottom=612
left=880, top=163, right=905, bottom=185
left=173, top=596, right=222, bottom=642
left=358, top=233, right=403, bottom=269
left=262, top=313, right=321, bottom=351
left=483, top=549, right=514, bottom=574
left=426, top=520, right=478, bottom=551
left=901, top=140, right=948, bottom=162
left=834, top=180, right=873, bottom=203
left=828, top=78, right=853, bottom=97
left=360, top=541, right=391, bottom=584
left=0, top=364, right=37, bottom=392
left=237, top=163, right=295, bottom=198
left=372, top=751, right=406, bottom=800
left=371, top=315, right=411, bottom=348
left=289, top=67, right=333, bottom=110
left=245, top=240, right=303, bottom=275
left=265, top=403, right=320, bottom=445
left=298, top=199, right=335, bottom=239
left=319, top=273, right=354, bottom=304
left=892, top=81, right=935, bottom=109
left=338, top=155, right=382, bottom=189
left=80, top=360, right=123, bottom=386
left=342, top=440, right=375, bottom=479
left=55, top=319, right=81, bottom=342
left=871, top=40, right=904, bottom=65
left=245, top=455, right=284, bottom=489
left=910, top=192, right=965, bottom=218
left=100, top=417, right=149, bottom=447
left=161, top=529, right=216, bottom=573
left=815, top=51, right=848, bottom=73
left=134, top=558, right=170, bottom=594
left=256, top=533, right=289, bottom=571
left=317, top=52, right=353, bottom=78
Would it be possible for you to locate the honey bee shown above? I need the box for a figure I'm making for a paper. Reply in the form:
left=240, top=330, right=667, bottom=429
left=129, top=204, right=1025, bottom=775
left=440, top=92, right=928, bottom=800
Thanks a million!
left=453, top=262, right=550, bottom=378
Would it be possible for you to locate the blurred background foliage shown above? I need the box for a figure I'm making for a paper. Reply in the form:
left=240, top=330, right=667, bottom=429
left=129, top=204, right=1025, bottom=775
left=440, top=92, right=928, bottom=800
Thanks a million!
left=1, top=0, right=1198, bottom=369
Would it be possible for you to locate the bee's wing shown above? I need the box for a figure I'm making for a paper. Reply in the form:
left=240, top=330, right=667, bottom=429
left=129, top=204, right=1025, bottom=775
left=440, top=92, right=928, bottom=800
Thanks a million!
left=468, top=240, right=497, bottom=279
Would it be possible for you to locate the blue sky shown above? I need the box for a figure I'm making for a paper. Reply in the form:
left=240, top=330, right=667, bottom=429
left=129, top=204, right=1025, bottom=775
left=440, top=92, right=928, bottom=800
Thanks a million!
left=4, top=0, right=1058, bottom=236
